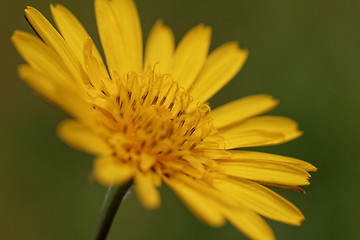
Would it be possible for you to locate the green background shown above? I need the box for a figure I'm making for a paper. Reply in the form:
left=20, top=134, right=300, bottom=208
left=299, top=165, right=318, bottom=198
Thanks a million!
left=1, top=0, right=359, bottom=239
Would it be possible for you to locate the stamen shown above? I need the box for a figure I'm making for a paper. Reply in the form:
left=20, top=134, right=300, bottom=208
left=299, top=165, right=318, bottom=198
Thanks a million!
left=152, top=95, right=159, bottom=105
left=159, top=96, right=166, bottom=106
left=93, top=68, right=220, bottom=175
left=131, top=100, right=137, bottom=111
left=141, top=92, right=149, bottom=105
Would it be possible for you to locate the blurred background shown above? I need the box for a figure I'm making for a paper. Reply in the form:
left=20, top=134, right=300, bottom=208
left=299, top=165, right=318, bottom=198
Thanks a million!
left=1, top=0, right=359, bottom=239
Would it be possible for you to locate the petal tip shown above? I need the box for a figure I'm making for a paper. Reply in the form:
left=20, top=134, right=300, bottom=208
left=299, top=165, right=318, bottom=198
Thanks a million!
left=11, top=31, right=21, bottom=42
left=25, top=6, right=37, bottom=14
left=155, top=19, right=164, bottom=25
left=49, top=4, right=62, bottom=12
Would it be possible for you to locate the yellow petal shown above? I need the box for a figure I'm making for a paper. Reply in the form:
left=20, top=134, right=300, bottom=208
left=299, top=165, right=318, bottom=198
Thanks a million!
left=95, top=0, right=128, bottom=77
left=219, top=160, right=310, bottom=186
left=18, top=65, right=92, bottom=122
left=134, top=172, right=161, bottom=209
left=189, top=42, right=248, bottom=103
left=223, top=116, right=303, bottom=149
left=164, top=177, right=225, bottom=227
left=160, top=159, right=203, bottom=179
left=139, top=152, right=156, bottom=171
left=222, top=207, right=275, bottom=240
left=254, top=182, right=307, bottom=194
left=110, top=0, right=143, bottom=73
left=182, top=155, right=205, bottom=175
left=208, top=95, right=279, bottom=129
left=25, top=7, right=87, bottom=86
left=150, top=166, right=162, bottom=187
left=18, top=65, right=60, bottom=103
left=176, top=174, right=238, bottom=208
left=57, top=119, right=111, bottom=155
left=11, top=31, right=72, bottom=87
left=144, top=20, right=175, bottom=73
left=168, top=175, right=274, bottom=239
left=172, top=24, right=211, bottom=90
left=200, top=149, right=231, bottom=159
left=227, top=150, right=317, bottom=172
left=214, top=178, right=304, bottom=225
left=95, top=0, right=142, bottom=77
left=50, top=4, right=109, bottom=79
left=223, top=129, right=285, bottom=149
left=93, top=156, right=134, bottom=185
left=83, top=38, right=108, bottom=90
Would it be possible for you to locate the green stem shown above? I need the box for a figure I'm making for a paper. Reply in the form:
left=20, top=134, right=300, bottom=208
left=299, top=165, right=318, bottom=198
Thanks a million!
left=92, top=180, right=133, bottom=240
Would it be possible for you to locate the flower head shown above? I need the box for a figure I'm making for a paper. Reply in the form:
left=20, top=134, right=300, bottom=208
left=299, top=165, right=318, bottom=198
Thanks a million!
left=12, top=0, right=316, bottom=239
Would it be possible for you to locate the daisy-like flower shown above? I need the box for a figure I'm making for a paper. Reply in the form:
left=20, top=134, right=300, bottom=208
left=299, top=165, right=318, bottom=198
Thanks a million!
left=12, top=0, right=316, bottom=239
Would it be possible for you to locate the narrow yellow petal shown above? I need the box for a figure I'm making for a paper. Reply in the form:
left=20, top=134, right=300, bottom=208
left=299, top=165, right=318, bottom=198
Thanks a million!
left=219, top=160, right=310, bottom=186
left=214, top=178, right=304, bottom=225
left=176, top=174, right=239, bottom=208
left=160, top=159, right=204, bottom=179
left=139, top=152, right=156, bottom=171
left=223, top=116, right=303, bottom=149
left=93, top=156, right=134, bottom=185
left=189, top=42, right=248, bottom=103
left=150, top=167, right=162, bottom=187
left=222, top=207, right=275, bottom=240
left=95, top=0, right=129, bottom=77
left=95, top=0, right=142, bottom=76
left=83, top=38, right=109, bottom=90
left=50, top=4, right=109, bottom=79
left=227, top=150, right=317, bottom=172
left=25, top=7, right=87, bottom=86
left=172, top=24, right=211, bottom=90
left=110, top=0, right=143, bottom=73
left=18, top=65, right=92, bottom=122
left=18, top=65, right=59, bottom=103
left=169, top=175, right=274, bottom=239
left=182, top=155, right=205, bottom=175
left=200, top=149, right=231, bottom=159
left=164, top=177, right=225, bottom=227
left=11, top=31, right=72, bottom=87
left=144, top=20, right=175, bottom=73
left=254, top=182, right=307, bottom=194
left=57, top=119, right=111, bottom=155
left=208, top=95, right=279, bottom=129
left=134, top=172, right=161, bottom=209
left=223, top=129, right=285, bottom=149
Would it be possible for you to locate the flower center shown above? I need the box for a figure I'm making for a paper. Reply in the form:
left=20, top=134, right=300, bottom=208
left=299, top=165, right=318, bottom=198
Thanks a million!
left=91, top=68, right=226, bottom=177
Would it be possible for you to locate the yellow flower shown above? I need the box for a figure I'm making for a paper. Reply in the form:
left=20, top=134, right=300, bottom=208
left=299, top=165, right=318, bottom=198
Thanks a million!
left=12, top=0, right=316, bottom=239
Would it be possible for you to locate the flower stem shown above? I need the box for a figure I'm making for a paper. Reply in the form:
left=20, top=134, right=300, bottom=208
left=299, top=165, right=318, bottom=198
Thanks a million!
left=92, top=180, right=133, bottom=240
